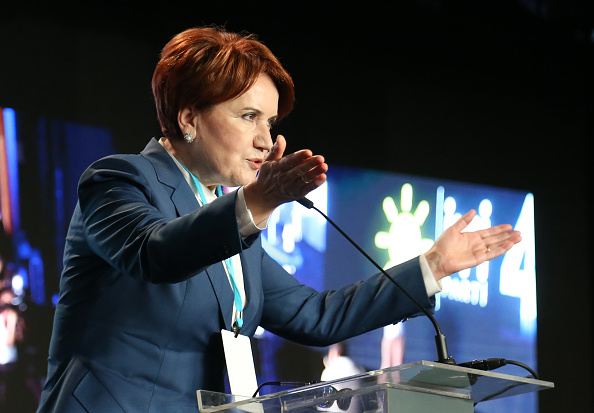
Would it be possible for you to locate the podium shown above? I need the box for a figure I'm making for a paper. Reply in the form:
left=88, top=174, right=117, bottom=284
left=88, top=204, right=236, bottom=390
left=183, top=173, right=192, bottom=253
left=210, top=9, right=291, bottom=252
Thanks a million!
left=196, top=360, right=554, bottom=413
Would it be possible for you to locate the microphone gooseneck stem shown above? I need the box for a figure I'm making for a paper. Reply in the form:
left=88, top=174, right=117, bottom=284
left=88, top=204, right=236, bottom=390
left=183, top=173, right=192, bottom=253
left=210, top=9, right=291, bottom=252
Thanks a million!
left=297, top=197, right=455, bottom=364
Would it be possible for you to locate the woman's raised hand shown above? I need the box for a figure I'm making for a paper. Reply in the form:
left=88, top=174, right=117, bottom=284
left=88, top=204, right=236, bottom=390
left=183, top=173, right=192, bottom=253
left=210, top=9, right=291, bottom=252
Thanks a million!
left=243, top=135, right=328, bottom=222
left=424, top=210, right=522, bottom=281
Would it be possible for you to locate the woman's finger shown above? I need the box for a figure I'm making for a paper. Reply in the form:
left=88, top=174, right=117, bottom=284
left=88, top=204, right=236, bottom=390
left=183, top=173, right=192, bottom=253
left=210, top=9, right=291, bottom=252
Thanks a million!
left=264, top=135, right=287, bottom=162
left=450, top=210, right=477, bottom=232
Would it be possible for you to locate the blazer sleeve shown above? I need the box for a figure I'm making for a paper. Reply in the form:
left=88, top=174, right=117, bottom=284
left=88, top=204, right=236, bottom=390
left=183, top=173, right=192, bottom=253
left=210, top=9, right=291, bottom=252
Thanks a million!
left=76, top=155, right=253, bottom=283
left=258, top=249, right=435, bottom=347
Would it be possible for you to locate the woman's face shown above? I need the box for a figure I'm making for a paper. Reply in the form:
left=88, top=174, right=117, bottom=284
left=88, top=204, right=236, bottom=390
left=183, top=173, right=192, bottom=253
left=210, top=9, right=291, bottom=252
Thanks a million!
left=183, top=74, right=279, bottom=190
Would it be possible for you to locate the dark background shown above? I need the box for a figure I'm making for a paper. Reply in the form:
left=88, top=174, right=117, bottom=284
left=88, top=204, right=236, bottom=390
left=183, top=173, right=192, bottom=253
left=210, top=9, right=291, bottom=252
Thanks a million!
left=1, top=0, right=592, bottom=411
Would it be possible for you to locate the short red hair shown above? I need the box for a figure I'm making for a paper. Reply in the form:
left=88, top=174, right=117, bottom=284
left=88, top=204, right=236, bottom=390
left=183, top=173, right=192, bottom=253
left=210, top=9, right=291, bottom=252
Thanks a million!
left=152, top=27, right=295, bottom=140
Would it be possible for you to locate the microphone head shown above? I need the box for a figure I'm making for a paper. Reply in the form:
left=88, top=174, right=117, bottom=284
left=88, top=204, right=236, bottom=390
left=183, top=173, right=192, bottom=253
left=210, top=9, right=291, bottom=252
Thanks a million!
left=297, top=197, right=314, bottom=209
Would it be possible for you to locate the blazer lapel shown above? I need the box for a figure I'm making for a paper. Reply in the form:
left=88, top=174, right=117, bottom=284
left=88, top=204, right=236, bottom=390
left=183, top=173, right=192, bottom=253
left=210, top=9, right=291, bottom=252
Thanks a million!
left=205, top=264, right=235, bottom=332
left=141, top=138, right=235, bottom=329
left=238, top=243, right=262, bottom=335
left=140, top=138, right=200, bottom=216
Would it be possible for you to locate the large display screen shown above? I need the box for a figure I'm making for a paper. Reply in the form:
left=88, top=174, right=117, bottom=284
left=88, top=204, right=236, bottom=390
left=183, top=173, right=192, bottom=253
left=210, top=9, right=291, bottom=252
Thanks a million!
left=259, top=165, right=537, bottom=413
left=0, top=105, right=538, bottom=411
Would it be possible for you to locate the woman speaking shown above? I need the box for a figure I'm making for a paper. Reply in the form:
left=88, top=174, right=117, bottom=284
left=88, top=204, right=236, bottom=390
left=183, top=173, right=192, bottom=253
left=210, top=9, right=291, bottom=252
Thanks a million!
left=37, top=27, right=520, bottom=413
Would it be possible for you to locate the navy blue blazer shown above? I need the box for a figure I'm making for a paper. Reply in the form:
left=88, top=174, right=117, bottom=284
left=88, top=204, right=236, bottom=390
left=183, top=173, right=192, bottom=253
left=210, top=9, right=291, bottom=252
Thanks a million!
left=37, top=138, right=435, bottom=413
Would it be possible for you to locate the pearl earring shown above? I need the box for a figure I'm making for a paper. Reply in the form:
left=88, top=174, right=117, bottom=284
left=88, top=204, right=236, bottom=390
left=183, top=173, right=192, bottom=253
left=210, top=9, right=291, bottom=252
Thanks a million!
left=183, top=133, right=195, bottom=143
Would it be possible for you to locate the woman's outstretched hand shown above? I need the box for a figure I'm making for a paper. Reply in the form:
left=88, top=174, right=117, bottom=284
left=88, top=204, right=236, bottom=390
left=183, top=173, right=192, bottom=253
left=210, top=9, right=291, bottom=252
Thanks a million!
left=243, top=135, right=328, bottom=223
left=425, top=209, right=522, bottom=281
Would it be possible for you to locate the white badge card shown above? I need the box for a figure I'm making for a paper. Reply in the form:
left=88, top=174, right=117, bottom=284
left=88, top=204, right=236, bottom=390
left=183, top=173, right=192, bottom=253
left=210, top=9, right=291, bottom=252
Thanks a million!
left=221, top=329, right=258, bottom=399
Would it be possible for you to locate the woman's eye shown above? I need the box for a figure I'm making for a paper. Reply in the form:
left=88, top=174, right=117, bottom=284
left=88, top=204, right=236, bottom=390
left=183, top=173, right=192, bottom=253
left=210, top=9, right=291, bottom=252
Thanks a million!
left=241, top=113, right=277, bottom=129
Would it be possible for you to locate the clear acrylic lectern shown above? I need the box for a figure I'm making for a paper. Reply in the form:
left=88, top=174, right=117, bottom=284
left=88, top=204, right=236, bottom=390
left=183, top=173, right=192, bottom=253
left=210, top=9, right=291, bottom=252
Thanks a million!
left=197, top=360, right=554, bottom=413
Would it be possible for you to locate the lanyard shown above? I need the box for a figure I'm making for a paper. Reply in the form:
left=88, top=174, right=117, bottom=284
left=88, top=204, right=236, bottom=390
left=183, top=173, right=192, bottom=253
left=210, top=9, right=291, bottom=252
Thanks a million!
left=181, top=165, right=244, bottom=336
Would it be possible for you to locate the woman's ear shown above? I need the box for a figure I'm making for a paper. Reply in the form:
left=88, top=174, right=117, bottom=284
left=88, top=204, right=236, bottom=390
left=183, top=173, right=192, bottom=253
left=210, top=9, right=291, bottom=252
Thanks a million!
left=177, top=107, right=198, bottom=135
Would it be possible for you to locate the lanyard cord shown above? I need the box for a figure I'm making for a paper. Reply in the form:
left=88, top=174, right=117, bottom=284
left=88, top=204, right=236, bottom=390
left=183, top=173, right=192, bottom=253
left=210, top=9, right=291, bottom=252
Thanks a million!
left=180, top=165, right=244, bottom=335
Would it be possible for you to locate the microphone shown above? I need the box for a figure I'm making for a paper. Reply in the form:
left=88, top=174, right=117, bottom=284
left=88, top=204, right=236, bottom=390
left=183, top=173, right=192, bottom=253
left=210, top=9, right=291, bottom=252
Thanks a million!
left=296, top=197, right=456, bottom=365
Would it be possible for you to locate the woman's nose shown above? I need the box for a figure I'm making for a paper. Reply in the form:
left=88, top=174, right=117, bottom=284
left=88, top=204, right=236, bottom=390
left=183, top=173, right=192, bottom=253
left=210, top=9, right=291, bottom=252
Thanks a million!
left=255, top=123, right=273, bottom=151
